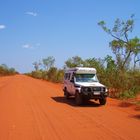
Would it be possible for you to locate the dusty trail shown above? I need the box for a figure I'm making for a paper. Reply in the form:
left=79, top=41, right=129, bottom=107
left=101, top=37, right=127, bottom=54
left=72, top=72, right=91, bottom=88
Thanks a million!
left=0, top=75, right=140, bottom=140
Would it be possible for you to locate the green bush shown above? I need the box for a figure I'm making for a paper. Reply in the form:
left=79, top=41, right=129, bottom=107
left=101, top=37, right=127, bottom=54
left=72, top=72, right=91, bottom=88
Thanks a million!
left=29, top=55, right=140, bottom=99
left=56, top=70, right=64, bottom=83
left=119, top=88, right=139, bottom=99
left=47, top=67, right=64, bottom=83
left=31, top=70, right=43, bottom=79
left=47, top=67, right=58, bottom=82
left=114, top=71, right=140, bottom=99
left=28, top=68, right=64, bottom=83
left=0, top=64, right=17, bottom=76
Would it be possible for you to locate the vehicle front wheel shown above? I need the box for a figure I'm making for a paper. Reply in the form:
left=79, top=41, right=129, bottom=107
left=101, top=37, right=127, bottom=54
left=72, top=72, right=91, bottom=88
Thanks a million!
left=64, top=88, right=70, bottom=99
left=75, top=92, right=83, bottom=105
left=99, top=98, right=107, bottom=105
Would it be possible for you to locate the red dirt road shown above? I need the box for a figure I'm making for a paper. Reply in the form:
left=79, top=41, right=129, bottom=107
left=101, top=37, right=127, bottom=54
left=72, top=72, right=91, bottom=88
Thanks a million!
left=0, top=75, right=140, bottom=140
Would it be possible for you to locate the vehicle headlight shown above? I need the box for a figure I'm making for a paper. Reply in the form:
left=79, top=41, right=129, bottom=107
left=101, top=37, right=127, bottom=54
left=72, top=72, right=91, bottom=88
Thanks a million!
left=101, top=87, right=106, bottom=92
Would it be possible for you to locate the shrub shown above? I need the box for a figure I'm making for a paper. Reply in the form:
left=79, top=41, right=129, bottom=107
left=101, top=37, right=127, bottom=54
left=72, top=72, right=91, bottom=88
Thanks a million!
left=119, top=88, right=138, bottom=99
left=31, top=70, right=43, bottom=79
left=0, top=64, right=17, bottom=76
left=28, top=68, right=64, bottom=83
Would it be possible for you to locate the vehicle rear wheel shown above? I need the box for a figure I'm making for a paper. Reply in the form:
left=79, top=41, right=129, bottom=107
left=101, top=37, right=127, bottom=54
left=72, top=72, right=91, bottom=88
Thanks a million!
left=99, top=98, right=106, bottom=105
left=75, top=92, right=83, bottom=105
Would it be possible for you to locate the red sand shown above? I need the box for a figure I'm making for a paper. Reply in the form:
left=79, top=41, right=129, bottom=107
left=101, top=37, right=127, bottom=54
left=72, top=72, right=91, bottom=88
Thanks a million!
left=0, top=75, right=140, bottom=140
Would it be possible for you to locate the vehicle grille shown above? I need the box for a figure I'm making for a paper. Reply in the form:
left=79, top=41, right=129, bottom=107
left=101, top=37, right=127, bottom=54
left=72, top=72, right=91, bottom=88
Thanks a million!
left=92, top=87, right=101, bottom=91
left=93, top=87, right=106, bottom=92
left=81, top=87, right=106, bottom=92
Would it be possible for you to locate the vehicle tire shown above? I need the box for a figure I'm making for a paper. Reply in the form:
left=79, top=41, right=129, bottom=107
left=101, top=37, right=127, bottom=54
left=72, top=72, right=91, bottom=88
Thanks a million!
left=99, top=98, right=106, bottom=105
left=75, top=92, right=83, bottom=105
left=64, top=88, right=70, bottom=99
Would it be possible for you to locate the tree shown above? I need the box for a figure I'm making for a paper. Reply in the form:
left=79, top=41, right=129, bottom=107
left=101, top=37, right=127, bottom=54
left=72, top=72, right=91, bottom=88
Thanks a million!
left=42, top=56, right=55, bottom=70
left=104, top=55, right=118, bottom=87
left=0, top=64, right=17, bottom=76
left=104, top=55, right=116, bottom=72
left=65, top=56, right=83, bottom=68
left=9, top=68, right=16, bottom=73
left=47, top=67, right=58, bottom=82
left=1, top=64, right=8, bottom=70
left=98, top=15, right=140, bottom=71
left=83, top=57, right=105, bottom=83
left=83, top=58, right=104, bottom=68
left=33, top=61, right=41, bottom=71
left=56, top=69, right=64, bottom=82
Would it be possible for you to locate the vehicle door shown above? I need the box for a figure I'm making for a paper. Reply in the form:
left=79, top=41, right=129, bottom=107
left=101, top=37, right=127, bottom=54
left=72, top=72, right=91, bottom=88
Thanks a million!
left=69, top=72, right=75, bottom=95
left=66, top=73, right=71, bottom=93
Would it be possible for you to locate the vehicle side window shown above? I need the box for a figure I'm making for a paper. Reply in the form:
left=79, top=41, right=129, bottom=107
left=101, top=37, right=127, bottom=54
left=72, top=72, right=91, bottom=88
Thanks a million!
left=68, top=73, right=71, bottom=80
left=71, top=73, right=74, bottom=81
left=64, top=73, right=67, bottom=80
left=64, top=73, right=71, bottom=80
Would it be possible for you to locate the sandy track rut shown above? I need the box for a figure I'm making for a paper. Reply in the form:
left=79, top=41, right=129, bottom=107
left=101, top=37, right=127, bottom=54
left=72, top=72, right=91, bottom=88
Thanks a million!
left=0, top=75, right=140, bottom=140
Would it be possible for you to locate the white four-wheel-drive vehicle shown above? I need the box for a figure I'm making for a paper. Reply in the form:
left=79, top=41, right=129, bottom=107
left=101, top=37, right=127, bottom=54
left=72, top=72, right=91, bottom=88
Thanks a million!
left=63, top=67, right=108, bottom=105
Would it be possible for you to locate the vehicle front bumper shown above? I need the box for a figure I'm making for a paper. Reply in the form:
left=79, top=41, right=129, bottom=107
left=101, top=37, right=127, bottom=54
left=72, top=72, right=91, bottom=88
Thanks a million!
left=81, top=91, right=108, bottom=99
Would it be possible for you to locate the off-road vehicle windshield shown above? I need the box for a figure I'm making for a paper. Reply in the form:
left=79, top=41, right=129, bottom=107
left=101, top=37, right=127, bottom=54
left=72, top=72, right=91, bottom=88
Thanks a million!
left=75, top=74, right=99, bottom=82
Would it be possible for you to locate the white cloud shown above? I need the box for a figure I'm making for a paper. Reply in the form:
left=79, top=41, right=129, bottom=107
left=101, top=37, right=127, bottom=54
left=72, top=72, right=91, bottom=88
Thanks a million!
left=0, top=24, right=6, bottom=30
left=22, top=44, right=33, bottom=49
left=26, top=11, right=38, bottom=17
left=22, top=43, right=40, bottom=49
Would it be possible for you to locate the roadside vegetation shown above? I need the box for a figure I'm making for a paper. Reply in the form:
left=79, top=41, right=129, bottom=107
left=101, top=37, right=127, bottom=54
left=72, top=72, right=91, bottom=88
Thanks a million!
left=25, top=56, right=64, bottom=83
left=27, top=15, right=140, bottom=99
left=0, top=64, right=18, bottom=76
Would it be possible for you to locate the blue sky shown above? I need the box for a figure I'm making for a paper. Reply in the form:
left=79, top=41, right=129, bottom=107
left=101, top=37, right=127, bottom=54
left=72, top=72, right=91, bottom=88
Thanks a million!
left=0, top=0, right=140, bottom=73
